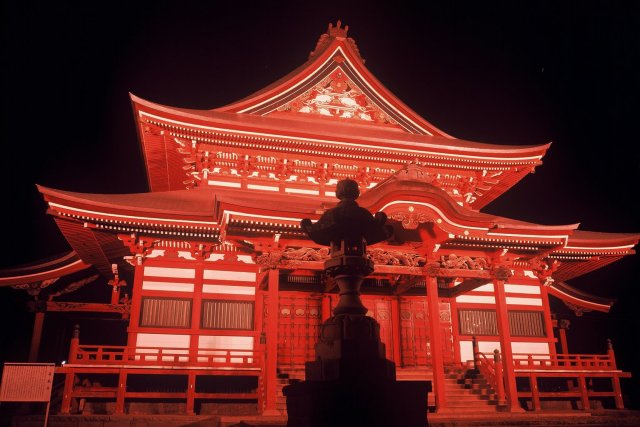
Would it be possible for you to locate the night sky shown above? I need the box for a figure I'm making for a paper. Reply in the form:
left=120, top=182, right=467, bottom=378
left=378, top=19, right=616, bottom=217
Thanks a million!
left=2, top=0, right=639, bottom=409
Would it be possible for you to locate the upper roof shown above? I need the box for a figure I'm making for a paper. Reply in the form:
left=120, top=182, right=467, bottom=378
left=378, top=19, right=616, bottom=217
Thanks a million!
left=130, top=22, right=551, bottom=209
left=217, top=21, right=451, bottom=136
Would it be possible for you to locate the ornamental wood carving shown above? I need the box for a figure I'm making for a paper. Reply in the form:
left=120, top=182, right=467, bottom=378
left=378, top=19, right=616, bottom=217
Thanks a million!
left=276, top=68, right=397, bottom=125
left=309, top=20, right=363, bottom=61
left=257, top=247, right=428, bottom=269
left=367, top=248, right=425, bottom=267
left=563, top=301, right=592, bottom=317
left=389, top=207, right=430, bottom=230
left=439, top=254, right=488, bottom=270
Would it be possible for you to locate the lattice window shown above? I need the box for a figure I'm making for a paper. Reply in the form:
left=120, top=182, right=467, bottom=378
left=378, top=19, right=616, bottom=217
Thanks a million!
left=140, top=297, right=192, bottom=328
left=509, top=310, right=546, bottom=337
left=201, top=300, right=254, bottom=330
left=458, top=309, right=498, bottom=336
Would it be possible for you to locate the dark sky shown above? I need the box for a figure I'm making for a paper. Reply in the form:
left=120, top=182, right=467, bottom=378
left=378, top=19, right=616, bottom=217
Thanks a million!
left=1, top=0, right=639, bottom=407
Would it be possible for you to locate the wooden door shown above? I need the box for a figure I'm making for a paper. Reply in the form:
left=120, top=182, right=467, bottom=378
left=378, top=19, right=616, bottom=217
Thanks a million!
left=399, top=297, right=429, bottom=366
left=277, top=293, right=321, bottom=367
left=362, top=296, right=394, bottom=360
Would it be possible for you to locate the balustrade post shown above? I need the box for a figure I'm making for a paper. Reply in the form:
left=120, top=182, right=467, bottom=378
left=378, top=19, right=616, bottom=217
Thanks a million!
left=68, top=324, right=80, bottom=362
left=607, top=339, right=624, bottom=409
left=530, top=373, right=541, bottom=411
left=578, top=375, right=591, bottom=411
left=494, top=349, right=506, bottom=406
left=607, top=338, right=617, bottom=369
left=186, top=372, right=196, bottom=415
left=60, top=372, right=75, bottom=414
left=472, top=335, right=479, bottom=372
left=115, top=371, right=127, bottom=414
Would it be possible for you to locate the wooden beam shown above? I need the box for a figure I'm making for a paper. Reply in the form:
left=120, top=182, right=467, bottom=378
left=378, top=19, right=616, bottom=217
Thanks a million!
left=46, top=302, right=128, bottom=314
left=393, top=275, right=424, bottom=295
left=257, top=270, right=269, bottom=290
left=443, top=278, right=491, bottom=298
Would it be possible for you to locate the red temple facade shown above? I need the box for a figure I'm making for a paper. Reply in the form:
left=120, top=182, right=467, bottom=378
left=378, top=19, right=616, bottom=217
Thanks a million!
left=2, top=22, right=638, bottom=418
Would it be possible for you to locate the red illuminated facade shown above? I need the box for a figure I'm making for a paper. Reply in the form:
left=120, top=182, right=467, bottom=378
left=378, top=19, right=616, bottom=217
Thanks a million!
left=2, top=22, right=638, bottom=417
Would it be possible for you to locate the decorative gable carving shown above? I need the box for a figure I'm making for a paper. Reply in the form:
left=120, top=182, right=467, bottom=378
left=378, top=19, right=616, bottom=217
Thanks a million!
left=273, top=67, right=399, bottom=126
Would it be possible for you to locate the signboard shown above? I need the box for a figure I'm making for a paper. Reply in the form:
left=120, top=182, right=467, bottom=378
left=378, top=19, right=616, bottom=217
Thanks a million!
left=0, top=363, right=55, bottom=402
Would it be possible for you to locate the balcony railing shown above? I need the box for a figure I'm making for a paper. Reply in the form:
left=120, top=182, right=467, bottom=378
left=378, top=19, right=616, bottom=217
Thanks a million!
left=512, top=353, right=615, bottom=370
left=69, top=344, right=261, bottom=368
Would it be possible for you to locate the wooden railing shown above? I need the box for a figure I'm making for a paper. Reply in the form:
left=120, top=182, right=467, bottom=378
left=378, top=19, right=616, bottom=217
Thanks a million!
left=70, top=344, right=261, bottom=368
left=471, top=338, right=628, bottom=411
left=471, top=336, right=506, bottom=405
left=512, top=353, right=615, bottom=370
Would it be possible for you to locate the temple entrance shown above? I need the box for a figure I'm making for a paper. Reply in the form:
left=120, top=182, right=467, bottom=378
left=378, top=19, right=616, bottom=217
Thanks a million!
left=399, top=297, right=454, bottom=367
left=362, top=296, right=395, bottom=360
left=276, top=293, right=322, bottom=367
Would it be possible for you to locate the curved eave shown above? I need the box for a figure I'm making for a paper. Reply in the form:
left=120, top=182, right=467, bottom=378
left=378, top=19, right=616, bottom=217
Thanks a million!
left=550, top=230, right=639, bottom=282
left=38, top=185, right=219, bottom=226
left=0, top=251, right=91, bottom=286
left=548, top=281, right=614, bottom=313
left=216, top=36, right=452, bottom=138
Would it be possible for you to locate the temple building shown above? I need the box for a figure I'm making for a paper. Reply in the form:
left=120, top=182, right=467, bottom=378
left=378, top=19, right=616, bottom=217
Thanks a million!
left=1, top=22, right=637, bottom=418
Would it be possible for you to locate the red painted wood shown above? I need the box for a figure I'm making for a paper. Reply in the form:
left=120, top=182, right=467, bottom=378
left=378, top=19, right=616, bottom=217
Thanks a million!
left=427, top=276, right=447, bottom=411
left=399, top=297, right=429, bottom=366
left=277, top=293, right=321, bottom=367
left=264, top=269, right=279, bottom=414
left=390, top=298, right=402, bottom=364
left=362, top=296, right=394, bottom=360
left=493, top=278, right=524, bottom=412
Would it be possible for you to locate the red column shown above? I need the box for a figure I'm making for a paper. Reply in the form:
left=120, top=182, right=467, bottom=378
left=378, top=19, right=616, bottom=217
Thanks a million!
left=127, top=263, right=145, bottom=348
left=607, top=339, right=624, bottom=409
left=60, top=372, right=75, bottom=414
left=28, top=310, right=45, bottom=362
left=390, top=297, right=402, bottom=365
left=493, top=277, right=524, bottom=412
left=540, top=285, right=556, bottom=355
left=558, top=321, right=570, bottom=355
left=263, top=268, right=280, bottom=415
left=115, top=371, right=127, bottom=414
left=189, top=260, right=204, bottom=364
left=578, top=376, right=591, bottom=411
left=186, top=372, right=196, bottom=415
left=426, top=275, right=446, bottom=411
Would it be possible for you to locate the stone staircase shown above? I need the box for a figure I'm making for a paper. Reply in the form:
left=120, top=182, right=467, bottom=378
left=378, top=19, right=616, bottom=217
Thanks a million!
left=442, top=365, right=507, bottom=413
left=273, top=365, right=506, bottom=415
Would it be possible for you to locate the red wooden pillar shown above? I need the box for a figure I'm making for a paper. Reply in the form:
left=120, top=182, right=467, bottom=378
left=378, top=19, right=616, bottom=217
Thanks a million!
left=60, top=372, right=75, bottom=414
left=390, top=297, right=402, bottom=365
left=28, top=310, right=45, bottom=362
left=127, top=262, right=145, bottom=348
left=540, top=285, right=556, bottom=355
left=578, top=375, right=591, bottom=411
left=530, top=373, right=541, bottom=411
left=115, top=371, right=127, bottom=414
left=608, top=339, right=624, bottom=409
left=186, top=372, right=196, bottom=415
left=263, top=268, right=280, bottom=415
left=189, top=261, right=204, bottom=365
left=426, top=275, right=446, bottom=412
left=558, top=321, right=570, bottom=355
left=493, top=276, right=524, bottom=412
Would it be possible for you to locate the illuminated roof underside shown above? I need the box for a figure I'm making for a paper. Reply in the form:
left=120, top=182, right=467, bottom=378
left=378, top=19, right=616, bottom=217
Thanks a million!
left=37, top=165, right=638, bottom=313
